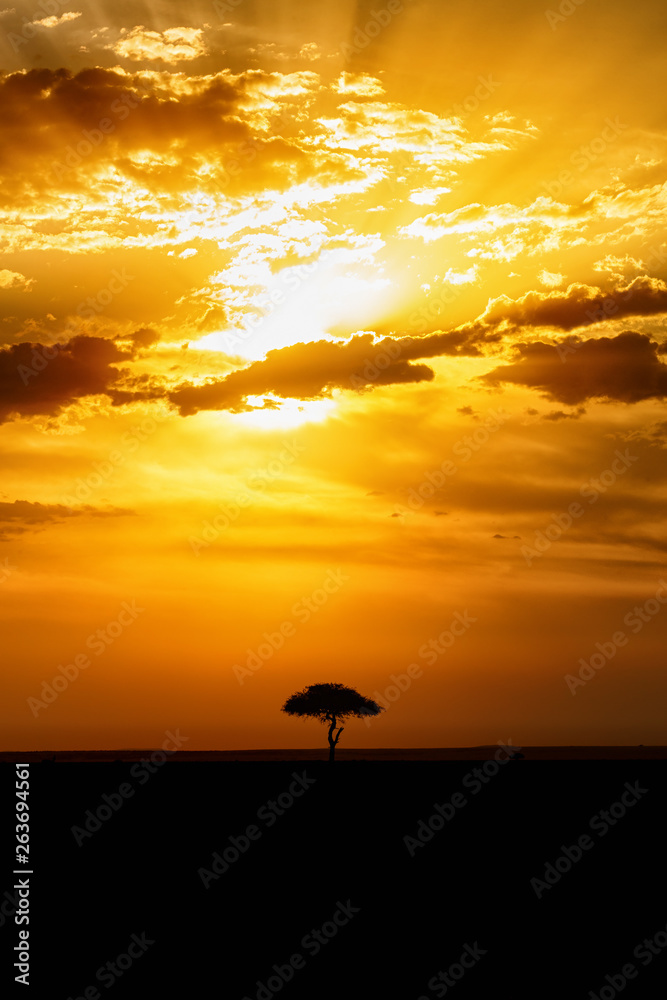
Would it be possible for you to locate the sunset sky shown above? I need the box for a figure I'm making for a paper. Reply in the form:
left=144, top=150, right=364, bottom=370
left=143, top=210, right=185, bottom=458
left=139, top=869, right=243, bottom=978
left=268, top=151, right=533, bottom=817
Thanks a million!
left=2, top=0, right=667, bottom=750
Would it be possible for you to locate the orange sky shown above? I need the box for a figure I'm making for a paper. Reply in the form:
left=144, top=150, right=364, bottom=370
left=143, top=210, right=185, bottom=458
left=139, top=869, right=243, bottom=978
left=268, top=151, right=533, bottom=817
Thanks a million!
left=1, top=0, right=667, bottom=750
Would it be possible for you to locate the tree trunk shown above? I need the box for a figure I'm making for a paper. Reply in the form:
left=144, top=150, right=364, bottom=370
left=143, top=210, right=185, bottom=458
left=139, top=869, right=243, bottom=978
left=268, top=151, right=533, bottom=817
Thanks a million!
left=327, top=715, right=344, bottom=762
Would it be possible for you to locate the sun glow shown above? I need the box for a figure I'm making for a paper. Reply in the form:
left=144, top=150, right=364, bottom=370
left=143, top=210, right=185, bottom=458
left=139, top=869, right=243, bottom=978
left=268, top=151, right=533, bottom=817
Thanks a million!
left=189, top=259, right=401, bottom=361
left=3, top=0, right=666, bottom=760
left=230, top=395, right=337, bottom=429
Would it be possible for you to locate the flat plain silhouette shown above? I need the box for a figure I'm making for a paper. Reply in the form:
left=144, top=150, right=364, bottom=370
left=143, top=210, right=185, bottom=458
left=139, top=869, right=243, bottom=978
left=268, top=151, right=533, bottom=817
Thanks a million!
left=281, top=682, right=384, bottom=762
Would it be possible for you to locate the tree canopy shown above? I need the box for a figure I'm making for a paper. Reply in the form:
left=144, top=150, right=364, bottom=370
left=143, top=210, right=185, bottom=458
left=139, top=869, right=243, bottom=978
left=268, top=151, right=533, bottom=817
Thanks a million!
left=281, top=682, right=384, bottom=721
left=281, top=682, right=384, bottom=761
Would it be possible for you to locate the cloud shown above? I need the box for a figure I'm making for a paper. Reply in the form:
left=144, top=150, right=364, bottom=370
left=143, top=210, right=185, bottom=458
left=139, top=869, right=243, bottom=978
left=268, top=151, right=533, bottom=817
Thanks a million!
left=481, top=331, right=667, bottom=405
left=30, top=11, right=82, bottom=28
left=250, top=42, right=321, bottom=63
left=620, top=419, right=667, bottom=449
left=115, top=327, right=160, bottom=351
left=0, top=269, right=32, bottom=290
left=0, top=68, right=332, bottom=205
left=464, top=276, right=667, bottom=337
left=110, top=26, right=207, bottom=62
left=538, top=270, right=564, bottom=288
left=168, top=334, right=435, bottom=416
left=0, top=322, right=476, bottom=427
left=299, top=43, right=321, bottom=62
left=334, top=72, right=385, bottom=97
left=408, top=186, right=451, bottom=205
left=317, top=97, right=523, bottom=165
left=161, top=326, right=484, bottom=418
left=593, top=254, right=644, bottom=276
left=542, top=407, right=586, bottom=421
left=384, top=329, right=485, bottom=359
left=0, top=335, right=132, bottom=424
left=0, top=500, right=131, bottom=539
left=400, top=196, right=570, bottom=244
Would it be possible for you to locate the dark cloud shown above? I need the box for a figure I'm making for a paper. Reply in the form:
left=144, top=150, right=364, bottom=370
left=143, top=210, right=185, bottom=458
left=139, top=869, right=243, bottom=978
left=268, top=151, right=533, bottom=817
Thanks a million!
left=383, top=330, right=485, bottom=358
left=620, top=420, right=667, bottom=449
left=0, top=323, right=480, bottom=424
left=0, top=335, right=131, bottom=423
left=166, top=326, right=489, bottom=418
left=374, top=281, right=643, bottom=358
left=0, top=500, right=131, bottom=539
left=0, top=68, right=347, bottom=201
left=460, top=276, right=667, bottom=339
left=117, top=327, right=161, bottom=351
left=169, top=334, right=435, bottom=416
left=6, top=322, right=665, bottom=425
left=481, top=331, right=667, bottom=405
left=543, top=407, right=586, bottom=421
left=0, top=68, right=242, bottom=176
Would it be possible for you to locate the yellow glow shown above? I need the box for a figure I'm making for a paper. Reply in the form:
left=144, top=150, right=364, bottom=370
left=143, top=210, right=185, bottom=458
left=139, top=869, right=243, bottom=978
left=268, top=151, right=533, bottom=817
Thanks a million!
left=190, top=260, right=400, bottom=360
left=231, top=395, right=337, bottom=429
left=3, top=0, right=667, bottom=756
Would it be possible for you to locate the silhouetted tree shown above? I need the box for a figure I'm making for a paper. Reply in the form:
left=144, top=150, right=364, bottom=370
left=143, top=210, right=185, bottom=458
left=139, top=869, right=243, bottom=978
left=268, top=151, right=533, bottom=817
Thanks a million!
left=281, top=682, right=384, bottom=762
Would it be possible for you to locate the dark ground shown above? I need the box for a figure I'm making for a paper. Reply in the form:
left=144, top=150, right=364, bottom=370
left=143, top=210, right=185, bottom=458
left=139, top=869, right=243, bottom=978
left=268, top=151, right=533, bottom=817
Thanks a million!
left=1, top=754, right=666, bottom=997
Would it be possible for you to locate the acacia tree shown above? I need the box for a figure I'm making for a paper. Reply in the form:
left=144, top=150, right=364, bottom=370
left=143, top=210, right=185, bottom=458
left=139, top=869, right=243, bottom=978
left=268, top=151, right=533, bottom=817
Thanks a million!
left=281, top=682, right=384, bottom=762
